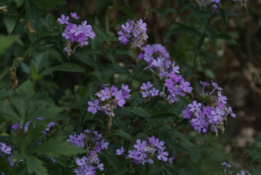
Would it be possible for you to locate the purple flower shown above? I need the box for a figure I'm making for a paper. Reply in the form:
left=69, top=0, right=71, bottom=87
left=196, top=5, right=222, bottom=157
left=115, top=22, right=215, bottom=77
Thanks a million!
left=221, top=162, right=231, bottom=173
left=0, top=142, right=11, bottom=154
left=69, top=130, right=108, bottom=175
left=117, top=19, right=148, bottom=48
left=134, top=139, right=147, bottom=151
left=200, top=81, right=210, bottom=87
left=168, top=157, right=175, bottom=164
left=58, top=14, right=96, bottom=54
left=98, top=163, right=104, bottom=171
left=171, top=63, right=180, bottom=73
left=140, top=82, right=153, bottom=90
left=70, top=12, right=79, bottom=19
left=217, top=91, right=227, bottom=104
left=209, top=107, right=225, bottom=123
left=58, top=14, right=69, bottom=24
left=150, top=88, right=159, bottom=96
left=188, top=101, right=202, bottom=112
left=228, top=107, right=236, bottom=118
left=157, top=150, right=169, bottom=161
left=180, top=81, right=193, bottom=93
left=125, top=137, right=170, bottom=165
left=211, top=81, right=223, bottom=93
left=116, top=147, right=125, bottom=155
left=87, top=100, right=101, bottom=114
left=96, top=87, right=111, bottom=101
left=182, top=107, right=191, bottom=119
left=11, top=122, right=20, bottom=130
left=42, top=122, right=55, bottom=135
left=100, top=139, right=109, bottom=149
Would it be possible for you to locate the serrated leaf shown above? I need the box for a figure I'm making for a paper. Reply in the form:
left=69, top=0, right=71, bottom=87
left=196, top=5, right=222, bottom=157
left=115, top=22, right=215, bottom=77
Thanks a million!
left=0, top=101, right=20, bottom=121
left=29, top=106, right=62, bottom=120
left=109, top=130, right=132, bottom=141
left=25, top=155, right=48, bottom=175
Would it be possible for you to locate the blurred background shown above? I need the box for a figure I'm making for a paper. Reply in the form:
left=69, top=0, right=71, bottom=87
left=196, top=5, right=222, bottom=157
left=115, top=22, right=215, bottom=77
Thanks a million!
left=1, top=0, right=261, bottom=174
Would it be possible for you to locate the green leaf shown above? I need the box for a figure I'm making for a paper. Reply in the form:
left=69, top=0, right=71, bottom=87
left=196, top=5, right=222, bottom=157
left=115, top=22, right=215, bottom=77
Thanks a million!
left=121, top=107, right=151, bottom=118
left=109, top=130, right=132, bottom=141
left=172, top=130, right=193, bottom=147
left=28, top=137, right=86, bottom=156
left=102, top=152, right=122, bottom=170
left=163, top=164, right=179, bottom=175
left=0, top=35, right=14, bottom=55
left=55, top=63, right=86, bottom=73
left=25, top=155, right=48, bottom=175
left=220, top=9, right=227, bottom=26
left=0, top=101, right=20, bottom=121
left=147, top=113, right=176, bottom=121
left=168, top=24, right=201, bottom=38
left=148, top=7, right=175, bottom=21
left=0, top=157, right=12, bottom=173
left=29, top=106, right=62, bottom=120
left=41, top=63, right=86, bottom=75
left=32, top=0, right=64, bottom=9
left=173, top=119, right=189, bottom=130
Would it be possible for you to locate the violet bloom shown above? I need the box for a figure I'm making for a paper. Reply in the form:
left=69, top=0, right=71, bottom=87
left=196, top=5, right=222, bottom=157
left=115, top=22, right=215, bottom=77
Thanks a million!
left=11, top=122, right=20, bottom=130
left=171, top=63, right=180, bottom=73
left=209, top=107, right=225, bottom=123
left=168, top=157, right=175, bottom=164
left=42, top=122, right=55, bottom=135
left=116, top=147, right=125, bottom=155
left=134, top=139, right=147, bottom=151
left=221, top=162, right=231, bottom=173
left=200, top=81, right=210, bottom=94
left=140, top=82, right=153, bottom=90
left=70, top=12, right=79, bottom=19
left=117, top=19, right=148, bottom=48
left=182, top=107, right=191, bottom=119
left=58, top=14, right=69, bottom=24
left=157, top=150, right=169, bottom=161
left=96, top=87, right=111, bottom=101
left=87, top=100, right=101, bottom=114
left=188, top=100, right=202, bottom=112
left=0, top=142, right=11, bottom=154
left=211, top=81, right=223, bottom=93
left=150, top=88, right=159, bottom=96
left=217, top=91, right=227, bottom=104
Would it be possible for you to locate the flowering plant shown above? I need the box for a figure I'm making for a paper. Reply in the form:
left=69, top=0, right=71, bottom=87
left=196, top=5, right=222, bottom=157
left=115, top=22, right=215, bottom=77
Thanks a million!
left=0, top=0, right=255, bottom=175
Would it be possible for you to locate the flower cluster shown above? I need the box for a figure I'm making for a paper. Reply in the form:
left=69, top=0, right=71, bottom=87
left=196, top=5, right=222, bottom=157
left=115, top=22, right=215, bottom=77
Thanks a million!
left=87, top=84, right=131, bottom=116
left=163, top=67, right=193, bottom=103
left=221, top=162, right=251, bottom=175
left=140, top=81, right=159, bottom=98
left=138, top=44, right=171, bottom=78
left=58, top=12, right=95, bottom=55
left=182, top=81, right=236, bottom=134
left=118, top=19, right=148, bottom=48
left=116, top=136, right=174, bottom=165
left=67, top=130, right=108, bottom=175
left=138, top=44, right=193, bottom=104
